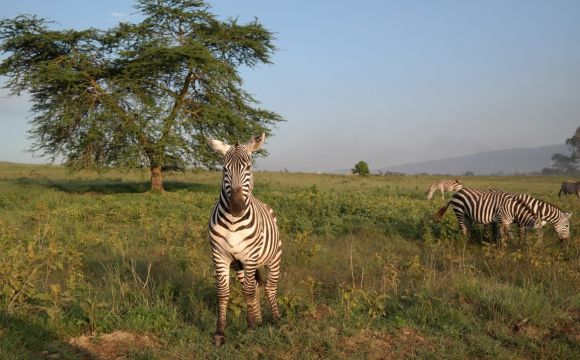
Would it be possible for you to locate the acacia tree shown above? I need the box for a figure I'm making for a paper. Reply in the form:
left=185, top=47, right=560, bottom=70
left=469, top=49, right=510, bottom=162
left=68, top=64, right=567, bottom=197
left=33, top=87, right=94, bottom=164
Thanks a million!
left=566, top=126, right=580, bottom=161
left=548, top=126, right=580, bottom=174
left=0, top=0, right=281, bottom=191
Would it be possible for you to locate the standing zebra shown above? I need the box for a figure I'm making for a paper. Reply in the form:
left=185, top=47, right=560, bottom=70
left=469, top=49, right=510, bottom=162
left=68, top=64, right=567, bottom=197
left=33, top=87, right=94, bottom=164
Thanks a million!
left=207, top=133, right=282, bottom=346
left=427, top=178, right=463, bottom=200
left=501, top=192, right=571, bottom=242
left=435, top=188, right=540, bottom=242
left=558, top=181, right=580, bottom=198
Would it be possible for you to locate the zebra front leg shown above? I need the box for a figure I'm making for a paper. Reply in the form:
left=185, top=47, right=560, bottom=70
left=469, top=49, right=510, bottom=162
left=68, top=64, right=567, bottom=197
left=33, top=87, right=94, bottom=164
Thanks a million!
left=242, top=268, right=262, bottom=329
left=518, top=225, right=526, bottom=246
left=535, top=227, right=543, bottom=243
left=498, top=223, right=513, bottom=248
left=458, top=216, right=470, bottom=238
left=265, top=259, right=282, bottom=322
left=213, top=266, right=231, bottom=346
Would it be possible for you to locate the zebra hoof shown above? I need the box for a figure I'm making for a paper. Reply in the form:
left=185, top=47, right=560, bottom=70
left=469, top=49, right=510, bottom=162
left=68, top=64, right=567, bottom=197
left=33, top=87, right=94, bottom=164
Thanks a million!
left=213, top=333, right=225, bottom=346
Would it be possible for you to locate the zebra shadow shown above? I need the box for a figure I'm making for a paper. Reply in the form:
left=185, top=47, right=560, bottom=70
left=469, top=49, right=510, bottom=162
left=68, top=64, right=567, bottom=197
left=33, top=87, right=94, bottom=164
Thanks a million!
left=82, top=252, right=219, bottom=333
left=0, top=310, right=94, bottom=358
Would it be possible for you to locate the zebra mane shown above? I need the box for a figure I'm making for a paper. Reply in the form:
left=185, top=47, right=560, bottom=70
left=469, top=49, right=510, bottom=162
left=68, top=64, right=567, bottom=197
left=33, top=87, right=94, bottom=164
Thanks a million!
left=517, top=193, right=563, bottom=211
left=514, top=193, right=571, bottom=221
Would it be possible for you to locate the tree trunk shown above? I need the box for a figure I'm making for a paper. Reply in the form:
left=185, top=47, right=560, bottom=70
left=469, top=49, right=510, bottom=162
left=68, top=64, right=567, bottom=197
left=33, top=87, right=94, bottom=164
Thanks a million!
left=150, top=165, right=164, bottom=192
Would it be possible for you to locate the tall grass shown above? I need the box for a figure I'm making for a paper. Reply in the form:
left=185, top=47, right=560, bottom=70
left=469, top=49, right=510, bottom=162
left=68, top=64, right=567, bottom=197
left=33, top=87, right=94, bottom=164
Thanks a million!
left=0, top=163, right=578, bottom=359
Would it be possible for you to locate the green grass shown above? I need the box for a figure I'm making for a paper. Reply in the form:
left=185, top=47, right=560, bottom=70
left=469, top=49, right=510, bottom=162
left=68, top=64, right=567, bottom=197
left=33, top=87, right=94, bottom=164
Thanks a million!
left=0, top=162, right=579, bottom=359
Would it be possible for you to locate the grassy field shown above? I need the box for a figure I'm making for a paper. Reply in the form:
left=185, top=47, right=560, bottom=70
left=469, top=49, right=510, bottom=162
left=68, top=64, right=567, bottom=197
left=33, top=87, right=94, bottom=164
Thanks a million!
left=0, top=162, right=579, bottom=359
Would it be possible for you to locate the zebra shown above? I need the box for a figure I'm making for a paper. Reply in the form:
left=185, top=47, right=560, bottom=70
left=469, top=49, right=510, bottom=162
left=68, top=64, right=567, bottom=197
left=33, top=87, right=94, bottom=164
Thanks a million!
left=500, top=192, right=571, bottom=242
left=427, top=178, right=463, bottom=200
left=207, top=133, right=282, bottom=346
left=435, top=187, right=541, bottom=242
left=558, top=181, right=580, bottom=198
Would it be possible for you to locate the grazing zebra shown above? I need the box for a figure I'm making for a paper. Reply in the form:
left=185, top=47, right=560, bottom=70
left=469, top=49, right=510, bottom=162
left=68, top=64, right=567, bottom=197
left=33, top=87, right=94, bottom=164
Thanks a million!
left=558, top=181, right=580, bottom=198
left=207, top=133, right=282, bottom=346
left=427, top=178, right=463, bottom=200
left=435, top=188, right=540, bottom=242
left=502, top=192, right=571, bottom=242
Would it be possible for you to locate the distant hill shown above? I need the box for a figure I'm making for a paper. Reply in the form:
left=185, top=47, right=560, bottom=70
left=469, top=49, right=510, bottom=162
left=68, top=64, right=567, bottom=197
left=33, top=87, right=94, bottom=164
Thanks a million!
left=379, top=144, right=570, bottom=175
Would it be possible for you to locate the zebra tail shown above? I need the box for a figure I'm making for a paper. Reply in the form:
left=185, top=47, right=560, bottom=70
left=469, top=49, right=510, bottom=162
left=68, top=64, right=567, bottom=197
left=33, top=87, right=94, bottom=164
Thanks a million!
left=434, top=203, right=450, bottom=220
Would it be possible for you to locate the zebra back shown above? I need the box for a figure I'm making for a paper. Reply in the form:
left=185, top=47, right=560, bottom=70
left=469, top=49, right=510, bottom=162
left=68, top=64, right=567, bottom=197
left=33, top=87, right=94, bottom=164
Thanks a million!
left=448, top=188, right=538, bottom=228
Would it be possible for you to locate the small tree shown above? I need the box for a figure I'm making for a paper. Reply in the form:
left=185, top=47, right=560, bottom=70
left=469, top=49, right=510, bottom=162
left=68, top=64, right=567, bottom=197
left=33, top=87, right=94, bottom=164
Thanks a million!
left=550, top=153, right=577, bottom=173
left=352, top=161, right=370, bottom=176
left=0, top=0, right=282, bottom=191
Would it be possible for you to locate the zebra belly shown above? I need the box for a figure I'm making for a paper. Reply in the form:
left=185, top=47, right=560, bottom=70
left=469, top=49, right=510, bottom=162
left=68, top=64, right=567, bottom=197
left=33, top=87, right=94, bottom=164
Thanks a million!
left=470, top=212, right=496, bottom=225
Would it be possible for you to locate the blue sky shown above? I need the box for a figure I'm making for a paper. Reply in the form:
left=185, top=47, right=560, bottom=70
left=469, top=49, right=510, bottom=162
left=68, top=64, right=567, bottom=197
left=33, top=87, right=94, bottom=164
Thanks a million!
left=1, top=0, right=579, bottom=171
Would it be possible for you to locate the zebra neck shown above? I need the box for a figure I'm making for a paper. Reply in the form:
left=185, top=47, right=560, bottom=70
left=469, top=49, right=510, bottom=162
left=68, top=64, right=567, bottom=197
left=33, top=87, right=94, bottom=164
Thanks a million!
left=537, top=202, right=561, bottom=223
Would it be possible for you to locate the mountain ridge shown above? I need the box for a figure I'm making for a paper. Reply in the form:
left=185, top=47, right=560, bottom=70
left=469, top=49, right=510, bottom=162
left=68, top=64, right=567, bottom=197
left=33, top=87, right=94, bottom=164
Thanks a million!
left=378, top=144, right=570, bottom=175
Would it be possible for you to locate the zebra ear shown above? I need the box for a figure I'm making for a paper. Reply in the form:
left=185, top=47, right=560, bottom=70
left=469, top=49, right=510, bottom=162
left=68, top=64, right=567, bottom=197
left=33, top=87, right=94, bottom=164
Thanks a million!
left=565, top=212, right=572, bottom=219
left=245, top=133, right=266, bottom=153
left=207, top=139, right=231, bottom=156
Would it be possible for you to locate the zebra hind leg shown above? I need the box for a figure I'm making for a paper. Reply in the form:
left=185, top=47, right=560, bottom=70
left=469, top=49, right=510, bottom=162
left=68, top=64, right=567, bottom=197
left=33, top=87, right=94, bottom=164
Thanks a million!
left=265, top=260, right=282, bottom=322
left=458, top=216, right=470, bottom=239
left=498, top=223, right=513, bottom=248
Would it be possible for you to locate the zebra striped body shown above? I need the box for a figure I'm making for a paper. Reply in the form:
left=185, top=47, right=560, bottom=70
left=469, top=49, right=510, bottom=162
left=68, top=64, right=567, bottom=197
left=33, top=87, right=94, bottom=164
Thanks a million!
left=436, top=188, right=540, bottom=241
left=427, top=178, right=463, bottom=200
left=207, top=134, right=282, bottom=346
left=559, top=181, right=580, bottom=198
left=509, top=193, right=571, bottom=241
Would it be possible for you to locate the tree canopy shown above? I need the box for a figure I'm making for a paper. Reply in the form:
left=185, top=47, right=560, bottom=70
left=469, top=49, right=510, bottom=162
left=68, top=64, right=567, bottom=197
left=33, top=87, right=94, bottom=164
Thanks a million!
left=352, top=161, right=370, bottom=176
left=545, top=126, right=580, bottom=174
left=565, top=126, right=580, bottom=161
left=0, top=0, right=282, bottom=191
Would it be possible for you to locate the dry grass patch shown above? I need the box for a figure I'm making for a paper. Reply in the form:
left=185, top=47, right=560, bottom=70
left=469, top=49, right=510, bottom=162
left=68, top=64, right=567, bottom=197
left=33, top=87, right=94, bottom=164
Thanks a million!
left=339, top=329, right=394, bottom=360
left=69, top=331, right=161, bottom=359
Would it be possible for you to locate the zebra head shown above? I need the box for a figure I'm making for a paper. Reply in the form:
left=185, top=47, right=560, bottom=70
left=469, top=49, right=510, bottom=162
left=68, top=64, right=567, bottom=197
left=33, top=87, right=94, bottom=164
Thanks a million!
left=208, top=133, right=266, bottom=217
left=554, top=211, right=572, bottom=241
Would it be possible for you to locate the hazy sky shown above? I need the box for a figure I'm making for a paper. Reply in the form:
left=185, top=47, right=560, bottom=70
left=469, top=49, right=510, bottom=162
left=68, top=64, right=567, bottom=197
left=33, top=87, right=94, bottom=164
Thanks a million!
left=1, top=0, right=579, bottom=172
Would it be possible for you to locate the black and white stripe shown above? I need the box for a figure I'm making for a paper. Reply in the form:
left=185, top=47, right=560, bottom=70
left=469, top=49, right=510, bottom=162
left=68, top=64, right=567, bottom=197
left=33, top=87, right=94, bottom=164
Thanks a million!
left=207, top=133, right=282, bottom=346
left=505, top=193, right=571, bottom=241
left=558, top=181, right=580, bottom=198
left=435, top=187, right=540, bottom=241
left=427, top=178, right=463, bottom=200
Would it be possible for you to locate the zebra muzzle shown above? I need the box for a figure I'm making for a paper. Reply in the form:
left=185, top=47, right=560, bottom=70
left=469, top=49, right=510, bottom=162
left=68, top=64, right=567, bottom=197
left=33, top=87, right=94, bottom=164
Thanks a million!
left=229, top=186, right=246, bottom=216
